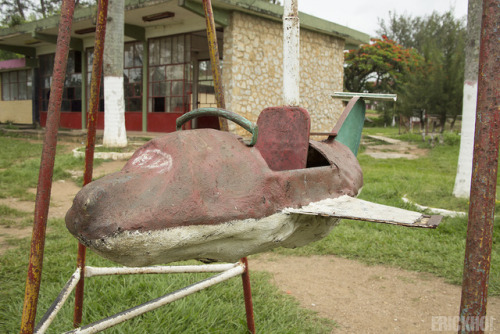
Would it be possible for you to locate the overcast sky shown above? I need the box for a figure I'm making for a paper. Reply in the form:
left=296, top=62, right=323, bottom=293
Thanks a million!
left=298, top=0, right=468, bottom=37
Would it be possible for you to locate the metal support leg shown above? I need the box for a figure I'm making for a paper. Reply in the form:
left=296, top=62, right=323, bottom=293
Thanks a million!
left=20, top=1, right=76, bottom=332
left=458, top=0, right=500, bottom=332
left=241, top=257, right=256, bottom=334
left=73, top=0, right=109, bottom=327
left=34, top=263, right=248, bottom=333
left=202, top=0, right=229, bottom=131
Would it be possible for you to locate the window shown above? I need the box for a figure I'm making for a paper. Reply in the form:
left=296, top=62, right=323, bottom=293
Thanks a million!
left=39, top=51, right=82, bottom=112
left=124, top=42, right=143, bottom=112
left=197, top=60, right=217, bottom=108
left=39, top=54, right=54, bottom=112
left=148, top=35, right=191, bottom=113
left=86, top=42, right=144, bottom=113
left=85, top=48, right=104, bottom=112
left=1, top=70, right=32, bottom=101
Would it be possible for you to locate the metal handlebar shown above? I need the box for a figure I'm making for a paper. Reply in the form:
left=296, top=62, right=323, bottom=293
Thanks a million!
left=176, top=108, right=259, bottom=146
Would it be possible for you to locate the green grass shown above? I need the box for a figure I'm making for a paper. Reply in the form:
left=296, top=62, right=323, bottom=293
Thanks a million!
left=0, top=133, right=104, bottom=200
left=362, top=126, right=462, bottom=148
left=0, top=136, right=43, bottom=169
left=0, top=204, right=30, bottom=218
left=0, top=205, right=32, bottom=227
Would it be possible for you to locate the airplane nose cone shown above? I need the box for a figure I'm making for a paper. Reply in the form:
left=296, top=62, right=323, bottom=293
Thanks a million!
left=65, top=185, right=107, bottom=239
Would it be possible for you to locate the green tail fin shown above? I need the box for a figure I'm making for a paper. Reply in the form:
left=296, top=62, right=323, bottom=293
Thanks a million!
left=335, top=99, right=365, bottom=156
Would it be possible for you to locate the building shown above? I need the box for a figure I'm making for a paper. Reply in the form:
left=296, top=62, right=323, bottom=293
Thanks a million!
left=0, top=0, right=368, bottom=133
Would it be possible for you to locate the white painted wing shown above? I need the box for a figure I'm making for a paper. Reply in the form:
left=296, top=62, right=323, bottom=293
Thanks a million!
left=283, top=196, right=442, bottom=228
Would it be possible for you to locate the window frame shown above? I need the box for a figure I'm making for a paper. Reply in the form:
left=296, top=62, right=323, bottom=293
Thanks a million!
left=1, top=69, right=32, bottom=101
left=38, top=51, right=82, bottom=112
left=148, top=34, right=192, bottom=113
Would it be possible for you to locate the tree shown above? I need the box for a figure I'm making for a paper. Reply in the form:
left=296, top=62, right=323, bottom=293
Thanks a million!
left=0, top=0, right=92, bottom=26
left=34, top=0, right=66, bottom=19
left=102, top=0, right=127, bottom=147
left=0, top=0, right=30, bottom=26
left=378, top=11, right=466, bottom=131
left=344, top=37, right=425, bottom=125
left=344, top=36, right=423, bottom=95
left=344, top=34, right=425, bottom=125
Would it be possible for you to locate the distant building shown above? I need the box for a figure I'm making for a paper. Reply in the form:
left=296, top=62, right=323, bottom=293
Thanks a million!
left=0, top=0, right=368, bottom=133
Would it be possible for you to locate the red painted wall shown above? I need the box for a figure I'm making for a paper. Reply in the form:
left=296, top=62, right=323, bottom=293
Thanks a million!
left=40, top=112, right=82, bottom=129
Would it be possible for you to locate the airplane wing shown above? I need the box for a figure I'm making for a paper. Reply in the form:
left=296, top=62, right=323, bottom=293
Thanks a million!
left=283, top=195, right=442, bottom=228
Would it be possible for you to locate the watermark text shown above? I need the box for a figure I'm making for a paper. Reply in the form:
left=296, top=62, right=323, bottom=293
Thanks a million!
left=431, top=316, right=495, bottom=332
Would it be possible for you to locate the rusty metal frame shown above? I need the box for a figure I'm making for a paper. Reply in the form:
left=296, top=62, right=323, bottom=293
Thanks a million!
left=202, top=0, right=229, bottom=131
left=33, top=262, right=248, bottom=333
left=74, top=0, right=109, bottom=327
left=458, top=0, right=499, bottom=332
left=20, top=0, right=77, bottom=332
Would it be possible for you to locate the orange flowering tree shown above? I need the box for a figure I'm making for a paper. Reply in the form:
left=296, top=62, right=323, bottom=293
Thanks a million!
left=344, top=35, right=424, bottom=94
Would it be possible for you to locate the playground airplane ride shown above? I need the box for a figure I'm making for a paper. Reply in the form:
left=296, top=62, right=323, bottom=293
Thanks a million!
left=65, top=102, right=442, bottom=267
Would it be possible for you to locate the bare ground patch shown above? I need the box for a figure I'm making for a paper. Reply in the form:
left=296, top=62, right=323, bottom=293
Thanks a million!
left=250, top=254, right=500, bottom=333
left=362, top=134, right=428, bottom=159
left=0, top=158, right=128, bottom=254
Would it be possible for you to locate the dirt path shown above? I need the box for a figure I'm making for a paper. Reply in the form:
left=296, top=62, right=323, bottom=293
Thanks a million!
left=250, top=254, right=499, bottom=333
left=363, top=134, right=428, bottom=159
left=0, top=160, right=124, bottom=254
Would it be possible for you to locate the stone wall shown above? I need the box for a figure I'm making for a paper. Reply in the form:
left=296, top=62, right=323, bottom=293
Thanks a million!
left=223, top=12, right=345, bottom=136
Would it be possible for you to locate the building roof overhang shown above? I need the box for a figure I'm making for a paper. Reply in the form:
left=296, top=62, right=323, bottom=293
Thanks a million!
left=181, top=0, right=369, bottom=49
left=0, top=0, right=369, bottom=60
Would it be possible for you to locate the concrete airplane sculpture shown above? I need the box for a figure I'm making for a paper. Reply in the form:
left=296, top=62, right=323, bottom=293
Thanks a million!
left=65, top=102, right=441, bottom=267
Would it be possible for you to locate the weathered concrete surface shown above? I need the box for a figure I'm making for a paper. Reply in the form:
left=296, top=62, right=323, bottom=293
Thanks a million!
left=66, top=129, right=362, bottom=266
left=86, top=213, right=340, bottom=266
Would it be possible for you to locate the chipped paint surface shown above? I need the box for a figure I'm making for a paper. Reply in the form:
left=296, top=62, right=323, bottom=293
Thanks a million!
left=21, top=0, right=76, bottom=332
left=82, top=211, right=340, bottom=266
left=202, top=0, right=228, bottom=131
left=283, top=0, right=300, bottom=106
left=255, top=106, right=310, bottom=171
left=66, top=128, right=362, bottom=266
left=75, top=0, right=108, bottom=325
left=285, top=195, right=441, bottom=228
left=103, top=76, right=127, bottom=147
left=66, top=264, right=246, bottom=333
left=459, top=0, right=500, bottom=328
left=131, top=149, right=173, bottom=174
left=453, top=82, right=478, bottom=198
